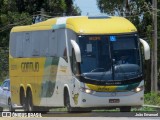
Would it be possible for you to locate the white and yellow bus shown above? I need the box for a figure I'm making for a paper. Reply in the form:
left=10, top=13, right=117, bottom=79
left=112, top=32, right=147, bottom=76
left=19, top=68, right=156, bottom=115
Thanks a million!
left=9, top=16, right=150, bottom=112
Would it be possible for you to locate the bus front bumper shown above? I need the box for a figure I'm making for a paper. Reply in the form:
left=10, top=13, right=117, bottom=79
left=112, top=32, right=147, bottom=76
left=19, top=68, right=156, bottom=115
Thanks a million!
left=74, top=90, right=144, bottom=108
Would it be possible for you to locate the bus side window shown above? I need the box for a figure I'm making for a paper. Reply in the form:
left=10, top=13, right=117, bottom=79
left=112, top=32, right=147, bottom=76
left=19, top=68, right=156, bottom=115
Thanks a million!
left=16, top=33, right=23, bottom=57
left=23, top=32, right=32, bottom=57
left=49, top=30, right=57, bottom=56
left=39, top=31, right=49, bottom=56
left=32, top=32, right=40, bottom=56
left=57, top=29, right=68, bottom=62
left=10, top=33, right=17, bottom=57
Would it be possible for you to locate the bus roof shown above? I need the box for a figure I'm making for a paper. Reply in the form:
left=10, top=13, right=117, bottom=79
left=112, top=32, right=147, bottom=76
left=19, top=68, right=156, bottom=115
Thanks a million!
left=11, top=16, right=137, bottom=34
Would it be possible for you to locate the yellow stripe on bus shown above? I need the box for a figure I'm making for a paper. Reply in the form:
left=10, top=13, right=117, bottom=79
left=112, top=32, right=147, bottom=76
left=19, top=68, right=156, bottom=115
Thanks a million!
left=86, top=84, right=117, bottom=92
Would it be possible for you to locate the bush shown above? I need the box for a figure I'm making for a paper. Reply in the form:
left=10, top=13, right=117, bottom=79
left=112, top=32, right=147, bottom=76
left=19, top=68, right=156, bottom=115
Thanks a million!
left=0, top=48, right=9, bottom=82
left=144, top=92, right=160, bottom=106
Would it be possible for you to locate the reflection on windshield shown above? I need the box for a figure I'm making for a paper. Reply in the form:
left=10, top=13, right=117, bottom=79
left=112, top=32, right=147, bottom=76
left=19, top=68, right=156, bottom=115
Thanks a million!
left=78, top=35, right=142, bottom=82
left=112, top=37, right=140, bottom=65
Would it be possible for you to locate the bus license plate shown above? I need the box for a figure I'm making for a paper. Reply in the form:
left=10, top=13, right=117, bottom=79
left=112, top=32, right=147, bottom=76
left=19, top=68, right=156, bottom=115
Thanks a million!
left=109, top=99, right=120, bottom=103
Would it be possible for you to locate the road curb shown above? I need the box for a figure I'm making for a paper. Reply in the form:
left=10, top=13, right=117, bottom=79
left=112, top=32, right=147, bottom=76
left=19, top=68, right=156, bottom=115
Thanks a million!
left=143, top=104, right=160, bottom=111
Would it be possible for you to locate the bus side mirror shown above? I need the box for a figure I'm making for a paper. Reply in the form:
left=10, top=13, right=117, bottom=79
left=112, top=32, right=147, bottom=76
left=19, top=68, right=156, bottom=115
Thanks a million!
left=139, top=38, right=150, bottom=60
left=71, top=40, right=81, bottom=62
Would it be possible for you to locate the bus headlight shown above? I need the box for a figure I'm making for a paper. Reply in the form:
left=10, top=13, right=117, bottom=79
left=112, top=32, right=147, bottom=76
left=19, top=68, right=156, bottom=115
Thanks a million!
left=80, top=87, right=94, bottom=94
left=133, top=86, right=144, bottom=92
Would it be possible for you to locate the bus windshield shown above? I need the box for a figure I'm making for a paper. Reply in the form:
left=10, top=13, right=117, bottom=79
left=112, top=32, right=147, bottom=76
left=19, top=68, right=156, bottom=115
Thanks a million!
left=78, top=35, right=142, bottom=84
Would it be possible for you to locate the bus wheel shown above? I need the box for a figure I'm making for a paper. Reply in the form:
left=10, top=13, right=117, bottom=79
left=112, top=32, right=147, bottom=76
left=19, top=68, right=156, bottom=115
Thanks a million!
left=65, top=91, right=91, bottom=113
left=25, top=91, right=35, bottom=112
left=120, top=106, right=131, bottom=112
left=65, top=91, right=77, bottom=113
left=20, top=89, right=25, bottom=108
left=8, top=98, right=15, bottom=112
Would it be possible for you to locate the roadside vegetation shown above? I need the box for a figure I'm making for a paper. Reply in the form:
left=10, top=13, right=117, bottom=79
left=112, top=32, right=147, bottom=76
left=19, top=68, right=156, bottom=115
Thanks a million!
left=144, top=92, right=160, bottom=106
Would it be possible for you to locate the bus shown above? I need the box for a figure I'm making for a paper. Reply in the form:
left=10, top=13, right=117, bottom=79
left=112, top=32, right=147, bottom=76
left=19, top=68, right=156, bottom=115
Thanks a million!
left=9, top=16, right=150, bottom=112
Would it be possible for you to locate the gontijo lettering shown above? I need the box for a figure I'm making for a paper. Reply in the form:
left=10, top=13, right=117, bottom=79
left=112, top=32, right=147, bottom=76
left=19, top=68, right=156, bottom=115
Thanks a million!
left=21, top=62, right=39, bottom=72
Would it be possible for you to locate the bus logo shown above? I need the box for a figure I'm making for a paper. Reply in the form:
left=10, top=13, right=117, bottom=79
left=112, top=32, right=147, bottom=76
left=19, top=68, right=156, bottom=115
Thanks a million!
left=21, top=62, right=39, bottom=72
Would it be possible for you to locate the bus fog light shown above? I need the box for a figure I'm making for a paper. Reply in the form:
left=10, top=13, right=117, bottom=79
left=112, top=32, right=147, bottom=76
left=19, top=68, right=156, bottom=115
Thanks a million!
left=140, top=97, right=143, bottom=100
left=82, top=99, right=86, bottom=102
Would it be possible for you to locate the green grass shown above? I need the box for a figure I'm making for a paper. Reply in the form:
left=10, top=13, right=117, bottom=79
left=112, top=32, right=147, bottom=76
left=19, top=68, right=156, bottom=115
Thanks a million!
left=144, top=92, right=160, bottom=106
left=50, top=107, right=156, bottom=112
left=132, top=107, right=156, bottom=112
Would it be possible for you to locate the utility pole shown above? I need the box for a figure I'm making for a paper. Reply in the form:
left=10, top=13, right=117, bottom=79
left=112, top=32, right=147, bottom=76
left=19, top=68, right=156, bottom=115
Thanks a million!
left=151, top=0, right=158, bottom=92
left=125, top=0, right=130, bottom=16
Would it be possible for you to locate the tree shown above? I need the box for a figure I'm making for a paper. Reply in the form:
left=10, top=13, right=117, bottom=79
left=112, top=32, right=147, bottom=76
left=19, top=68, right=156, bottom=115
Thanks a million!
left=0, top=0, right=81, bottom=46
left=0, top=0, right=81, bottom=81
left=65, top=0, right=81, bottom=15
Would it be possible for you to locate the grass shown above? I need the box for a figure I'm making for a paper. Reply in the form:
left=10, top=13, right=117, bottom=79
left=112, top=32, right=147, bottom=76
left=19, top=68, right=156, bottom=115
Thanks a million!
left=132, top=107, right=156, bottom=112
left=49, top=107, right=156, bottom=112
left=144, top=92, right=160, bottom=106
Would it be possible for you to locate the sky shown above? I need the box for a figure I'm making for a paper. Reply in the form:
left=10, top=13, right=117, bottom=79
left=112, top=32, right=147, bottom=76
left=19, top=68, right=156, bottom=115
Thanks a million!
left=73, top=0, right=101, bottom=16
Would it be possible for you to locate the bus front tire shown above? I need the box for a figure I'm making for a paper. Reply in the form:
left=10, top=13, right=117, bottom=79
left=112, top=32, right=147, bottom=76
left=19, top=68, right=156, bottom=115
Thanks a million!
left=65, top=91, right=76, bottom=113
left=65, top=91, right=91, bottom=113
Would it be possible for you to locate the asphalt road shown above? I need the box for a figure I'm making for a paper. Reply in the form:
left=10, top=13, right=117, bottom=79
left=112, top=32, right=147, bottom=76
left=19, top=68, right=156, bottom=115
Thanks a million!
left=41, top=111, right=159, bottom=117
